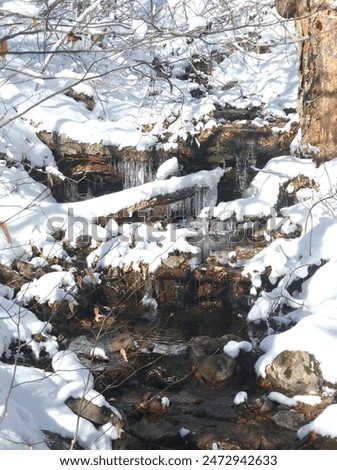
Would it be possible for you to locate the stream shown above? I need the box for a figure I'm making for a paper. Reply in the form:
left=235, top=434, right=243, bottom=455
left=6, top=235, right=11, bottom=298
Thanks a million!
left=46, top=260, right=306, bottom=451
left=15, top=155, right=337, bottom=450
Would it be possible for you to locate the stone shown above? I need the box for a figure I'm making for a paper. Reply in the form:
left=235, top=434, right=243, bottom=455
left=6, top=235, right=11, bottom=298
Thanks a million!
left=109, top=332, right=136, bottom=352
left=188, top=334, right=242, bottom=356
left=137, top=391, right=169, bottom=414
left=65, top=397, right=120, bottom=426
left=260, top=397, right=278, bottom=413
left=191, top=352, right=237, bottom=385
left=266, top=350, right=323, bottom=394
left=131, top=416, right=178, bottom=442
left=272, top=409, right=305, bottom=431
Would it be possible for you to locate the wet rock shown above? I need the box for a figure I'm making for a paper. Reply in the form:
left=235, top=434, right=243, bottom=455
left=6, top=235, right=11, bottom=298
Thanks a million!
left=236, top=348, right=263, bottom=389
left=67, top=334, right=105, bottom=356
left=131, top=416, right=178, bottom=443
left=187, top=421, right=262, bottom=450
left=271, top=409, right=306, bottom=431
left=188, top=334, right=242, bottom=356
left=190, top=352, right=237, bottom=385
left=137, top=391, right=170, bottom=414
left=193, top=266, right=228, bottom=302
left=101, top=357, right=138, bottom=387
left=143, top=354, right=191, bottom=387
left=296, top=431, right=337, bottom=450
left=187, top=431, right=222, bottom=450
left=266, top=350, right=323, bottom=394
left=37, top=131, right=121, bottom=200
left=109, top=332, right=136, bottom=352
left=236, top=423, right=262, bottom=450
left=260, top=397, right=278, bottom=413
left=65, top=397, right=122, bottom=426
left=156, top=269, right=192, bottom=307
left=114, top=432, right=148, bottom=450
left=66, top=334, right=110, bottom=372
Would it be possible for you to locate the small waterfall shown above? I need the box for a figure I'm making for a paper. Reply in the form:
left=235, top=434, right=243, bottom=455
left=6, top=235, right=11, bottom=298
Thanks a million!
left=235, top=145, right=257, bottom=194
left=63, top=179, right=80, bottom=202
left=115, top=157, right=220, bottom=222
left=168, top=185, right=218, bottom=222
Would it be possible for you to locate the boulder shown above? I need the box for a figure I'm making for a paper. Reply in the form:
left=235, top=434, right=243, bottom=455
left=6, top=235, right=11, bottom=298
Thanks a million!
left=191, top=352, right=237, bottom=385
left=266, top=350, right=323, bottom=394
left=188, top=334, right=242, bottom=356
left=272, top=409, right=306, bottom=431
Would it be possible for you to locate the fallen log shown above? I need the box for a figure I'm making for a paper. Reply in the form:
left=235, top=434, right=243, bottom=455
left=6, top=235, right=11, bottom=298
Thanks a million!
left=65, top=167, right=224, bottom=221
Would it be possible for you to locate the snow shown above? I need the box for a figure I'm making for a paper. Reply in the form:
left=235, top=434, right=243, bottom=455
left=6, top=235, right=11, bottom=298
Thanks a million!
left=179, top=427, right=190, bottom=438
left=161, top=396, right=170, bottom=407
left=90, top=347, right=108, bottom=360
left=0, top=296, right=57, bottom=359
left=297, top=404, right=337, bottom=440
left=156, top=157, right=179, bottom=180
left=223, top=340, right=253, bottom=358
left=1, top=0, right=337, bottom=448
left=0, top=323, right=120, bottom=449
left=87, top=222, right=201, bottom=274
left=0, top=358, right=121, bottom=450
left=67, top=167, right=223, bottom=219
left=188, top=15, right=207, bottom=31
left=234, top=391, right=248, bottom=405
left=2, top=0, right=40, bottom=17
left=141, top=293, right=158, bottom=310
left=16, top=271, right=78, bottom=307
left=267, top=392, right=321, bottom=407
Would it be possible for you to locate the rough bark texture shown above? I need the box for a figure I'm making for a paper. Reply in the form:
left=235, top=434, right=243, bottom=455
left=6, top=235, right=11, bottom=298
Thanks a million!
left=277, top=0, right=337, bottom=161
left=275, top=0, right=298, bottom=18
left=298, top=1, right=337, bottom=161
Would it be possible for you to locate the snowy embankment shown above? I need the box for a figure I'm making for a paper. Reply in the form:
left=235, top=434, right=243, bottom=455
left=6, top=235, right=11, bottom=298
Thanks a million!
left=0, top=163, right=222, bottom=269
left=0, top=160, right=222, bottom=449
left=3, top=153, right=337, bottom=447
left=211, top=155, right=337, bottom=440
left=0, top=284, right=122, bottom=449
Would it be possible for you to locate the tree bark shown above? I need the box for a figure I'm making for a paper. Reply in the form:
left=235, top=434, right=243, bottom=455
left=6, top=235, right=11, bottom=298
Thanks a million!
left=275, top=0, right=297, bottom=19
left=277, top=0, right=337, bottom=162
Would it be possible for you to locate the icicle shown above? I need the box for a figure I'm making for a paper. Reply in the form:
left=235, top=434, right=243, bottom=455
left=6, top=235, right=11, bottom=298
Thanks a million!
left=64, top=180, right=80, bottom=202
left=117, top=159, right=155, bottom=189
left=116, top=156, right=180, bottom=190
left=235, top=145, right=257, bottom=194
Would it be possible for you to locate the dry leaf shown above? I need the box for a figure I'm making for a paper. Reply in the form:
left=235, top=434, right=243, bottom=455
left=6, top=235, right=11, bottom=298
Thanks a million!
left=93, top=304, right=101, bottom=322
left=76, top=274, right=83, bottom=289
left=120, top=348, right=128, bottom=362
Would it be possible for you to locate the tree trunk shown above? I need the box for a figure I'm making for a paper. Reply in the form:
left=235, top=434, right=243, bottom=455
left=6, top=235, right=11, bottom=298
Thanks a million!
left=277, top=1, right=337, bottom=162
left=275, top=0, right=297, bottom=19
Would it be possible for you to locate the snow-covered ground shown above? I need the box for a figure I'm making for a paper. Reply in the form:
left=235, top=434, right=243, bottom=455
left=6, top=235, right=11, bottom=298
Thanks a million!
left=220, top=156, right=337, bottom=440
left=1, top=0, right=336, bottom=450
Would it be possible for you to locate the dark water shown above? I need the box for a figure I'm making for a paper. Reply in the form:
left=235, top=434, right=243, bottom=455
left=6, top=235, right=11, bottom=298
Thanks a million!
left=117, top=303, right=248, bottom=351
